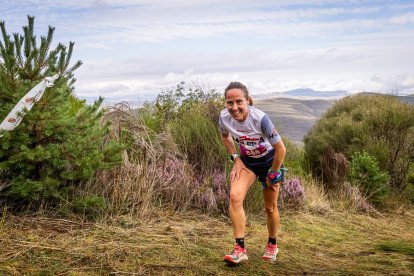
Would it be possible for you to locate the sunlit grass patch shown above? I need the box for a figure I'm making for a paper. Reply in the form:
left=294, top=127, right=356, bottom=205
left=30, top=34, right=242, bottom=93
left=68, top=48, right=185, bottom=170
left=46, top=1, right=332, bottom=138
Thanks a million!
left=376, top=241, right=414, bottom=256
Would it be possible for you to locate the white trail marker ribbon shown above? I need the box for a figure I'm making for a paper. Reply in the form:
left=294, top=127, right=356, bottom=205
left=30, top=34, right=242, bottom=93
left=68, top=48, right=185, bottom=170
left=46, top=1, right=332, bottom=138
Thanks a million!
left=0, top=74, right=59, bottom=137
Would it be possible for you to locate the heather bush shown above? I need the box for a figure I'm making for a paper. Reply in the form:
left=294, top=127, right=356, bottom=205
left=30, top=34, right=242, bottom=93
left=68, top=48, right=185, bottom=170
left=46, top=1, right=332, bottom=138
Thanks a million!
left=348, top=152, right=390, bottom=205
left=194, top=169, right=229, bottom=213
left=151, top=82, right=229, bottom=211
left=304, top=93, right=414, bottom=191
left=84, top=102, right=231, bottom=217
left=280, top=178, right=305, bottom=210
left=157, top=155, right=198, bottom=211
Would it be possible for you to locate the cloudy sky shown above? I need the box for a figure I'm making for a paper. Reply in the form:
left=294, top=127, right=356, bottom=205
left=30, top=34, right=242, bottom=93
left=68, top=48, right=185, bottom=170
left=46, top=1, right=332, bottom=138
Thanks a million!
left=1, top=0, right=414, bottom=101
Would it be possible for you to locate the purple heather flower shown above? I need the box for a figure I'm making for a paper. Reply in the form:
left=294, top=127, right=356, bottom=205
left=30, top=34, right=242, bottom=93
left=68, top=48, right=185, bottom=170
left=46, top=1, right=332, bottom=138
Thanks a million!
left=280, top=178, right=305, bottom=208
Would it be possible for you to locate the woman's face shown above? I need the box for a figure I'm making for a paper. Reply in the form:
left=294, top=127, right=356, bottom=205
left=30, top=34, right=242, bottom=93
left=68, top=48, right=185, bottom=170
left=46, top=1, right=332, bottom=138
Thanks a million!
left=225, top=88, right=249, bottom=122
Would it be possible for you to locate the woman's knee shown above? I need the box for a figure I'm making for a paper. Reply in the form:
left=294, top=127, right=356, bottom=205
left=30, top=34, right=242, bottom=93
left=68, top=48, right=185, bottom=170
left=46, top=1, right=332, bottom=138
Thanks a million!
left=229, top=191, right=244, bottom=207
left=264, top=205, right=278, bottom=215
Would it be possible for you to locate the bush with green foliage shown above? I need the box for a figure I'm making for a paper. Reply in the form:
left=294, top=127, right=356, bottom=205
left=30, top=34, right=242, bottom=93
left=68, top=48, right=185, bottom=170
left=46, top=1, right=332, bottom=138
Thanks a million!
left=170, top=103, right=227, bottom=172
left=0, top=16, right=122, bottom=209
left=348, top=152, right=390, bottom=205
left=404, top=165, right=414, bottom=203
left=140, top=82, right=227, bottom=172
left=141, top=82, right=223, bottom=132
left=282, top=137, right=307, bottom=177
left=304, top=93, right=414, bottom=191
left=73, top=195, right=107, bottom=219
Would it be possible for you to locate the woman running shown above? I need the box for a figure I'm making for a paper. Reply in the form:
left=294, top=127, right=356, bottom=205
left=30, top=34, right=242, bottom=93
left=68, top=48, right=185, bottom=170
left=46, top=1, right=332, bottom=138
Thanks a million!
left=218, top=81, right=286, bottom=264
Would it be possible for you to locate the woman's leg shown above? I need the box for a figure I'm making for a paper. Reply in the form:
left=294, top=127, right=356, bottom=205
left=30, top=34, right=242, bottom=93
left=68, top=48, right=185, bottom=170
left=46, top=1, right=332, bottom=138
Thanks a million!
left=263, top=183, right=280, bottom=238
left=229, top=168, right=257, bottom=238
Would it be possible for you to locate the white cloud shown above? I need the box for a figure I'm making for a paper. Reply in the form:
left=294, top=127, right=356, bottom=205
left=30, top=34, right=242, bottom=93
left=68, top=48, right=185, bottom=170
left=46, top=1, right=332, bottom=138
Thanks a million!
left=389, top=13, right=414, bottom=24
left=1, top=1, right=414, bottom=100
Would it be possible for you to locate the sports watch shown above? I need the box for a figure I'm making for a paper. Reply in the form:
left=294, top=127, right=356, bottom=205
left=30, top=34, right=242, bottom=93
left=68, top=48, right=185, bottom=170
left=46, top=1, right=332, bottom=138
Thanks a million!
left=230, top=153, right=239, bottom=162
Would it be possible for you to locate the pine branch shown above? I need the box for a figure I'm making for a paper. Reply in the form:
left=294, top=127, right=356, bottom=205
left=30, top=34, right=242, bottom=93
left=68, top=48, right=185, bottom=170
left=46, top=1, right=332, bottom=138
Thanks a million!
left=23, top=26, right=31, bottom=59
left=57, top=47, right=66, bottom=73
left=64, top=60, right=82, bottom=78
left=35, top=26, right=54, bottom=76
left=13, top=33, right=24, bottom=67
left=0, top=21, right=11, bottom=49
left=63, top=41, right=74, bottom=71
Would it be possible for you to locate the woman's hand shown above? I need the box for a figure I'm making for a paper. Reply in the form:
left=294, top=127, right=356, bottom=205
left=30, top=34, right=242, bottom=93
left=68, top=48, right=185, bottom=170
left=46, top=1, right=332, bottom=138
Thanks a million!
left=230, top=159, right=250, bottom=182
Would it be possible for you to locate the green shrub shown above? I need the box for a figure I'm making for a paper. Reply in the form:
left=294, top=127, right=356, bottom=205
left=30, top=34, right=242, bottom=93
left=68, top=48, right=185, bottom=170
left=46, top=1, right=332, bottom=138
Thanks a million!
left=139, top=82, right=223, bottom=132
left=348, top=152, right=390, bottom=205
left=404, top=183, right=414, bottom=204
left=73, top=195, right=107, bottom=219
left=304, top=93, right=414, bottom=191
left=282, top=137, right=307, bottom=176
left=169, top=102, right=227, bottom=172
left=404, top=166, right=414, bottom=203
left=140, top=82, right=226, bottom=172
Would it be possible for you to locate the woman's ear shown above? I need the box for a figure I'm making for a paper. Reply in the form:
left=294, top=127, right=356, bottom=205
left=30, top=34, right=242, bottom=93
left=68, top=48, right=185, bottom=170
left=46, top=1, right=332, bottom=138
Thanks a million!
left=248, top=96, right=253, bottom=106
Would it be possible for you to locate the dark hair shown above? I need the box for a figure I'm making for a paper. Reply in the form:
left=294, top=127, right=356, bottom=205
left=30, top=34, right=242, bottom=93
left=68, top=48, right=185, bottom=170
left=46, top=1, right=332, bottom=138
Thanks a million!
left=224, top=81, right=253, bottom=106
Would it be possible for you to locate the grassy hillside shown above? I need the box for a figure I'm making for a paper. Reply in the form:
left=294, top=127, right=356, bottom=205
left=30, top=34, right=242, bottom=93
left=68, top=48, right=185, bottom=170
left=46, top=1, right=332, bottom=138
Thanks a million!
left=255, top=97, right=334, bottom=143
left=1, top=209, right=413, bottom=275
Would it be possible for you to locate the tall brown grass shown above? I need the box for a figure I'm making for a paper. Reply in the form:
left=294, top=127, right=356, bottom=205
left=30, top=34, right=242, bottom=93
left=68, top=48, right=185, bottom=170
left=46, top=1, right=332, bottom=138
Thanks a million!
left=82, top=103, right=164, bottom=217
left=82, top=103, right=230, bottom=219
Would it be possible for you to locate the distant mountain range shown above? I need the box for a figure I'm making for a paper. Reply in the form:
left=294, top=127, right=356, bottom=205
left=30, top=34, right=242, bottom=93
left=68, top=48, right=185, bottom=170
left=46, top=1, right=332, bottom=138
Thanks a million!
left=253, top=88, right=349, bottom=99
left=254, top=88, right=414, bottom=100
left=81, top=88, right=414, bottom=105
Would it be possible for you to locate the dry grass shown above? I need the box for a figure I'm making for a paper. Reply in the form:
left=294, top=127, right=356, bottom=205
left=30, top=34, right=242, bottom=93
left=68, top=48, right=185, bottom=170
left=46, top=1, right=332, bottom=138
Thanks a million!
left=295, top=168, right=383, bottom=216
left=1, top=207, right=413, bottom=275
left=300, top=175, right=332, bottom=215
left=85, top=102, right=165, bottom=217
left=83, top=103, right=202, bottom=217
left=320, top=146, right=349, bottom=190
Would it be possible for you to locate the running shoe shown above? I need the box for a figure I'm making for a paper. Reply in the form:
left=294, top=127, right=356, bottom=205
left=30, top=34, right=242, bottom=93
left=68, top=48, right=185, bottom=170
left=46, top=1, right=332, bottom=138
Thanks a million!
left=261, top=243, right=278, bottom=262
left=223, top=244, right=248, bottom=264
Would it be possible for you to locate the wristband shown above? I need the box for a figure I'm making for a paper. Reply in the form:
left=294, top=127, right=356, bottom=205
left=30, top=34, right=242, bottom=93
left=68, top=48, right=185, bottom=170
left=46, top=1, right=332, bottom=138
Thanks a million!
left=267, top=169, right=281, bottom=184
left=267, top=167, right=287, bottom=184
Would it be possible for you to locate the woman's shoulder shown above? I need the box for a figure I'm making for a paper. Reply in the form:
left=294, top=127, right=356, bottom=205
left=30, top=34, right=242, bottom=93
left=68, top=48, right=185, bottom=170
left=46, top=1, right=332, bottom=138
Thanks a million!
left=220, top=108, right=230, bottom=118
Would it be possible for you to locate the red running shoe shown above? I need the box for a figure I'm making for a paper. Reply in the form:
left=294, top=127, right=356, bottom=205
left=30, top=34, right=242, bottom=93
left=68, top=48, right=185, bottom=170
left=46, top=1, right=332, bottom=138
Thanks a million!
left=261, top=243, right=279, bottom=262
left=223, top=244, right=248, bottom=264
